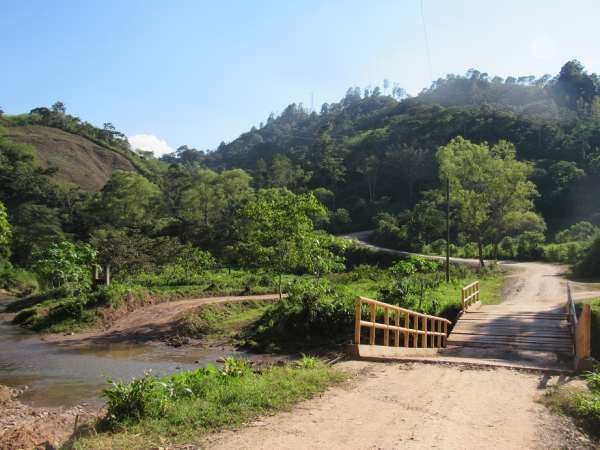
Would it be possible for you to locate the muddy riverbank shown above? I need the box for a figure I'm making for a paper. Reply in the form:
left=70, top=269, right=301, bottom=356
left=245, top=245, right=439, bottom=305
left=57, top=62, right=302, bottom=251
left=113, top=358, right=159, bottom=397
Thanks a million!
left=0, top=384, right=97, bottom=450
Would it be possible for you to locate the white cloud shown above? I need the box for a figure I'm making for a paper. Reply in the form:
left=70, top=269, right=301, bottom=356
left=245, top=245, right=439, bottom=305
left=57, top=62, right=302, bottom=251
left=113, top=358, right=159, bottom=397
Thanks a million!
left=128, top=134, right=175, bottom=157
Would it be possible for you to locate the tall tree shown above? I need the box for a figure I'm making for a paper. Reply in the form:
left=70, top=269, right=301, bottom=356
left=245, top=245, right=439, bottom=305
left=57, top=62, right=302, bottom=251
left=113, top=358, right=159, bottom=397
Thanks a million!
left=232, top=189, right=338, bottom=298
left=437, top=137, right=540, bottom=266
left=99, top=171, right=162, bottom=229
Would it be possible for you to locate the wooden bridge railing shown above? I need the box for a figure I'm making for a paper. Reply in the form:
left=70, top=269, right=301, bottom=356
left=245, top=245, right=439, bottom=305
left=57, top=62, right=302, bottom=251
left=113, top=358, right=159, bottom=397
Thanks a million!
left=354, top=296, right=451, bottom=349
left=566, top=282, right=591, bottom=367
left=461, top=281, right=480, bottom=311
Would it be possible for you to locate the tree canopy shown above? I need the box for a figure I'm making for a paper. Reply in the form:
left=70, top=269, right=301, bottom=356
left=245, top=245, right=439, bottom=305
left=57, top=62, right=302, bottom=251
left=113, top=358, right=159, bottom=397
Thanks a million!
left=437, top=137, right=542, bottom=265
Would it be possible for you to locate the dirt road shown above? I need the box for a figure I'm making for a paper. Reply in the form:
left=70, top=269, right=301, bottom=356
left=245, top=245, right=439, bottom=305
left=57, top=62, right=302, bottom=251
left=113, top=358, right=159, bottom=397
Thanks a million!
left=44, top=293, right=280, bottom=345
left=206, top=262, right=600, bottom=449
left=207, top=361, right=590, bottom=450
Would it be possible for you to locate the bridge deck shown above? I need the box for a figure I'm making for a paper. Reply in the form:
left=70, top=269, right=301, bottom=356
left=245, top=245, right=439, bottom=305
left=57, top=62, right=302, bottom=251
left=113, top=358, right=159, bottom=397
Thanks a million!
left=444, top=303, right=573, bottom=371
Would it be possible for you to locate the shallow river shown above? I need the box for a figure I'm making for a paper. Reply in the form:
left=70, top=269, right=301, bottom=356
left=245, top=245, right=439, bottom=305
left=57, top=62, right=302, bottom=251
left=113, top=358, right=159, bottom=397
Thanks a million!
left=0, top=297, right=250, bottom=408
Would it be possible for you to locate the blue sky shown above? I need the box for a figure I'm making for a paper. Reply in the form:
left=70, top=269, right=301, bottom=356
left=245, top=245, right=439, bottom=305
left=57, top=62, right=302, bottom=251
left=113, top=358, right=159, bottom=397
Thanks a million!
left=1, top=0, right=598, bottom=154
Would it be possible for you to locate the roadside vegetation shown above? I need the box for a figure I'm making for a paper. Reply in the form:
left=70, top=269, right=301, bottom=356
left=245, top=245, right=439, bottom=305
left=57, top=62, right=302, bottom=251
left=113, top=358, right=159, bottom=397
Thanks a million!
left=544, top=370, right=600, bottom=439
left=67, top=356, right=346, bottom=450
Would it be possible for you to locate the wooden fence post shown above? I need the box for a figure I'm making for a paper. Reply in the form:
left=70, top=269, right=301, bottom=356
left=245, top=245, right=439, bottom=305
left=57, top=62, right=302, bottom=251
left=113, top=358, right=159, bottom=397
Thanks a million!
left=383, top=307, right=390, bottom=346
left=354, top=298, right=362, bottom=345
left=369, top=303, right=376, bottom=345
left=394, top=310, right=400, bottom=347
left=576, top=304, right=592, bottom=360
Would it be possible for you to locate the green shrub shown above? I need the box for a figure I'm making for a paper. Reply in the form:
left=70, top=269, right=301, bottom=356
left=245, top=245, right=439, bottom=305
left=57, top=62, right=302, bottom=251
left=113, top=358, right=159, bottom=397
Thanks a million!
left=556, top=221, right=600, bottom=243
left=499, top=236, right=517, bottom=259
left=517, top=231, right=545, bottom=260
left=575, top=237, right=600, bottom=278
left=250, top=279, right=354, bottom=350
left=31, top=241, right=96, bottom=290
left=100, top=357, right=340, bottom=432
left=104, top=372, right=173, bottom=425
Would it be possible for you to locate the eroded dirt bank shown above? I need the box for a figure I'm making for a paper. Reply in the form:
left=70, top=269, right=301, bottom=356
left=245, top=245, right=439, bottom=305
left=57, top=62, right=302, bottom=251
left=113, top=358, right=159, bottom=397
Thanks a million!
left=0, top=385, right=97, bottom=450
left=43, top=293, right=280, bottom=346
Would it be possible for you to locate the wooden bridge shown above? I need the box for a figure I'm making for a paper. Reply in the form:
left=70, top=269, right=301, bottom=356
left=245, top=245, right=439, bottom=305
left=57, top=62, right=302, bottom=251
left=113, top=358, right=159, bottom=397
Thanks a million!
left=350, top=281, right=592, bottom=372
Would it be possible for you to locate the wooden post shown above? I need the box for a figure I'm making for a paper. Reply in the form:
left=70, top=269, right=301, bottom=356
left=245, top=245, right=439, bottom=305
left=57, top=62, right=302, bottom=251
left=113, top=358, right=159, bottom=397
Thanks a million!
left=461, top=288, right=465, bottom=311
left=576, top=304, right=592, bottom=360
left=394, top=310, right=400, bottom=347
left=354, top=298, right=362, bottom=345
left=443, top=321, right=448, bottom=347
left=421, top=317, right=428, bottom=348
left=105, top=264, right=111, bottom=286
left=369, top=303, right=376, bottom=345
left=412, top=315, right=418, bottom=348
left=383, top=307, right=390, bottom=346
left=403, top=313, right=409, bottom=347
left=436, top=320, right=441, bottom=347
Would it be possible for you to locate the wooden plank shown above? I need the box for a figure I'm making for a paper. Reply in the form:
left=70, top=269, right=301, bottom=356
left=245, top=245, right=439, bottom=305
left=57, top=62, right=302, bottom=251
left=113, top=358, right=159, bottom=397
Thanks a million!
left=451, top=332, right=572, bottom=344
left=451, top=330, right=571, bottom=339
left=448, top=336, right=573, bottom=348
left=447, top=342, right=573, bottom=352
left=449, top=332, right=572, bottom=342
left=359, top=320, right=446, bottom=336
left=452, top=323, right=571, bottom=337
left=448, top=340, right=573, bottom=352
left=457, top=318, right=568, bottom=326
left=460, top=313, right=568, bottom=319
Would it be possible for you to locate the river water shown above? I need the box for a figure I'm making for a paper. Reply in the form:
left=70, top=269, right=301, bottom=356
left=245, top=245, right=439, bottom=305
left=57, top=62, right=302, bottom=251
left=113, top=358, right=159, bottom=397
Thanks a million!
left=0, top=297, right=250, bottom=408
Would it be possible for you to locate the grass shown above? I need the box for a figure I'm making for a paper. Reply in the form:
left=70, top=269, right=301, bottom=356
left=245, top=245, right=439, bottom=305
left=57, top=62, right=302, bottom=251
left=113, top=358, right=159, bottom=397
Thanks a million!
left=543, top=371, right=600, bottom=440
left=67, top=358, right=346, bottom=450
left=178, top=300, right=273, bottom=342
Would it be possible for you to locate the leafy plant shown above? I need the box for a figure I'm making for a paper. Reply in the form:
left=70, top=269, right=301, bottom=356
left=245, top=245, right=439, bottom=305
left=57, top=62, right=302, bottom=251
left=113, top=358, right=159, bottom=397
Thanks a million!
left=220, top=357, right=252, bottom=377
left=31, top=241, right=96, bottom=290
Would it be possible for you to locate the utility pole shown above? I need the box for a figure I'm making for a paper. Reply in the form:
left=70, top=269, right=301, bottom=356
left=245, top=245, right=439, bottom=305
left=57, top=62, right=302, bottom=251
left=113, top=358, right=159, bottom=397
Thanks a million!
left=445, top=177, right=450, bottom=283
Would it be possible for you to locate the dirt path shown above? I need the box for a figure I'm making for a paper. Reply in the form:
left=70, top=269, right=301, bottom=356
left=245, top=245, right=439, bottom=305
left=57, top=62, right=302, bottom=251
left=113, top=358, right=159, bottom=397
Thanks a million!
left=206, top=361, right=592, bottom=450
left=44, top=293, right=280, bottom=345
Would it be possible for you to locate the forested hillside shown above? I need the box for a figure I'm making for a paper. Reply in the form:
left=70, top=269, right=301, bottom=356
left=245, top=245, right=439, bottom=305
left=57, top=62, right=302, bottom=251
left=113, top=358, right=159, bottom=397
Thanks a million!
left=185, top=60, right=600, bottom=235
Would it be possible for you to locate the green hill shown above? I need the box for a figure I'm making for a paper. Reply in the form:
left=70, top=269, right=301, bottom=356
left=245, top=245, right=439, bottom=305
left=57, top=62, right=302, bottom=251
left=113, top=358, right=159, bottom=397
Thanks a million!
left=198, top=60, right=600, bottom=233
left=4, top=125, right=137, bottom=191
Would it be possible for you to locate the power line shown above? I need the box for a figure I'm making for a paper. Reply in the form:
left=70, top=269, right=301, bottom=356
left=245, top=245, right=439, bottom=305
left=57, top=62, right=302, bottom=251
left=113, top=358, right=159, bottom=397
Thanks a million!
left=420, top=0, right=434, bottom=82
